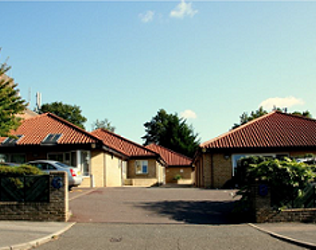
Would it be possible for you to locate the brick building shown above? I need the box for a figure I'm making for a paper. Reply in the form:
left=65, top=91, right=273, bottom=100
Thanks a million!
left=193, top=111, right=316, bottom=188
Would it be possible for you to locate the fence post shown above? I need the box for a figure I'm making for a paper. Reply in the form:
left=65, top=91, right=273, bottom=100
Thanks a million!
left=250, top=182, right=271, bottom=223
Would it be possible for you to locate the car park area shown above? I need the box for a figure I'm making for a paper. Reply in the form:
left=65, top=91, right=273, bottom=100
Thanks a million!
left=68, top=187, right=240, bottom=224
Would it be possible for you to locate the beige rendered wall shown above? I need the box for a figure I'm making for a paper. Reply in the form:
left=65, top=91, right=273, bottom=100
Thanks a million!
left=105, top=154, right=122, bottom=187
left=90, top=150, right=105, bottom=187
left=156, top=162, right=165, bottom=185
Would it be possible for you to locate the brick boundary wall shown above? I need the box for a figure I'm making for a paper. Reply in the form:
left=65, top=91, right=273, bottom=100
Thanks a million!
left=251, top=183, right=316, bottom=223
left=0, top=172, right=69, bottom=222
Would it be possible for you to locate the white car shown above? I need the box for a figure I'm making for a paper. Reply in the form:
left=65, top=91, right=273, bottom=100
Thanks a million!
left=27, top=160, right=83, bottom=189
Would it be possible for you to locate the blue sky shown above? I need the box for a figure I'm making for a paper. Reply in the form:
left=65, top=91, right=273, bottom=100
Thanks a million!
left=1, top=1, right=316, bottom=144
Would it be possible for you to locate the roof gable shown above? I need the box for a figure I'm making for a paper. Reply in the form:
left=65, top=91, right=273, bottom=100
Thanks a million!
left=201, top=111, right=316, bottom=149
left=91, top=129, right=158, bottom=158
left=146, top=144, right=192, bottom=167
left=0, top=113, right=100, bottom=146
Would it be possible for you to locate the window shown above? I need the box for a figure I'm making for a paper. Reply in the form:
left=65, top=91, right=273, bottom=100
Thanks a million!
left=47, top=152, right=72, bottom=165
left=10, top=154, right=26, bottom=164
left=46, top=164, right=57, bottom=170
left=232, top=153, right=289, bottom=176
left=48, top=153, right=64, bottom=162
left=2, top=135, right=23, bottom=146
left=81, top=151, right=90, bottom=176
left=0, top=153, right=25, bottom=164
left=31, top=163, right=47, bottom=170
left=135, top=160, right=148, bottom=174
left=0, top=154, right=9, bottom=163
left=42, top=134, right=62, bottom=145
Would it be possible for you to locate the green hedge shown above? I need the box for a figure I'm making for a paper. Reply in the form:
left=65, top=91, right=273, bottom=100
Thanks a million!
left=0, top=164, right=44, bottom=176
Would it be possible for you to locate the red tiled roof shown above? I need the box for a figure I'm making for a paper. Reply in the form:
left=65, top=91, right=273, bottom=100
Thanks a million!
left=201, top=111, right=316, bottom=149
left=91, top=129, right=158, bottom=158
left=0, top=113, right=100, bottom=145
left=146, top=144, right=192, bottom=167
left=16, top=108, right=39, bottom=119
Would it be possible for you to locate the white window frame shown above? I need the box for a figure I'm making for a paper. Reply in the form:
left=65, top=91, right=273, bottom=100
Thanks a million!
left=135, top=160, right=148, bottom=175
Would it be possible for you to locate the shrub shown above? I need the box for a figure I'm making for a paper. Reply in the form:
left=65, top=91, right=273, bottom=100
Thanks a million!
left=236, top=156, right=316, bottom=210
left=0, top=164, right=44, bottom=176
left=174, top=174, right=182, bottom=180
left=0, top=165, right=45, bottom=190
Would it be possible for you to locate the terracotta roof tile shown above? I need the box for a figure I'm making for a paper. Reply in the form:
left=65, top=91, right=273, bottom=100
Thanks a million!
left=201, top=111, right=316, bottom=149
left=91, top=129, right=157, bottom=158
left=0, top=113, right=100, bottom=146
left=146, top=144, right=192, bottom=167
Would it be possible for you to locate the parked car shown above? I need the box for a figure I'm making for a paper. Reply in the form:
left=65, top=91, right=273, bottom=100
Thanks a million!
left=27, top=160, right=83, bottom=190
left=296, top=157, right=316, bottom=165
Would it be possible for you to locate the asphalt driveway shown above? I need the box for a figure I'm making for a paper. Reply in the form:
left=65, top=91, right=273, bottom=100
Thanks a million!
left=69, top=187, right=240, bottom=224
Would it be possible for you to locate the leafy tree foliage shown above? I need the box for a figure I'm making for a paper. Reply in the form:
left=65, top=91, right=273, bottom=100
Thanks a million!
left=233, top=107, right=313, bottom=129
left=232, top=107, right=267, bottom=129
left=39, top=102, right=87, bottom=129
left=291, top=110, right=312, bottom=118
left=142, top=109, right=200, bottom=157
left=92, top=118, right=115, bottom=132
left=0, top=58, right=27, bottom=137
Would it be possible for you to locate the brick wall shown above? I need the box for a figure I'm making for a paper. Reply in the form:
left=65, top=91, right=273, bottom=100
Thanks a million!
left=166, top=167, right=193, bottom=184
left=251, top=183, right=316, bottom=223
left=127, top=159, right=157, bottom=179
left=202, top=154, right=212, bottom=188
left=0, top=172, right=69, bottom=222
left=212, top=154, right=232, bottom=188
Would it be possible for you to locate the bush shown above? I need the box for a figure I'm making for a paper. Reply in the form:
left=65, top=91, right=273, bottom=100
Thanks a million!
left=173, top=174, right=182, bottom=180
left=0, top=164, right=44, bottom=176
left=236, top=156, right=316, bottom=210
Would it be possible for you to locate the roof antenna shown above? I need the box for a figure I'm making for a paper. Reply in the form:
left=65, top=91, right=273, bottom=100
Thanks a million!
left=35, top=92, right=42, bottom=113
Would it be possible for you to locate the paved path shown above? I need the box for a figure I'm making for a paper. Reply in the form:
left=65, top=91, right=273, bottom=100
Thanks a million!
left=69, top=187, right=239, bottom=224
left=34, top=223, right=308, bottom=250
left=0, top=221, right=74, bottom=250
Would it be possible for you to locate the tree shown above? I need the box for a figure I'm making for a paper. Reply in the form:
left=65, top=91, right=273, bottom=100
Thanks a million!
left=0, top=57, right=27, bottom=137
left=232, top=107, right=313, bottom=129
left=291, top=110, right=312, bottom=118
left=92, top=118, right=115, bottom=132
left=232, top=107, right=268, bottom=129
left=39, top=102, right=87, bottom=129
left=142, top=109, right=200, bottom=157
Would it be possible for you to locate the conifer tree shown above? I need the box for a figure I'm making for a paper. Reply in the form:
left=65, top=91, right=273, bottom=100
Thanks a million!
left=142, top=109, right=200, bottom=157
left=0, top=57, right=27, bottom=137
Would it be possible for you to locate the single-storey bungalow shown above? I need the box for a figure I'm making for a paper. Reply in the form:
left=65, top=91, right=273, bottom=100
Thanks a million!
left=0, top=113, right=103, bottom=187
left=91, top=129, right=166, bottom=187
left=193, top=111, right=316, bottom=188
left=145, top=144, right=194, bottom=185
left=0, top=113, right=166, bottom=187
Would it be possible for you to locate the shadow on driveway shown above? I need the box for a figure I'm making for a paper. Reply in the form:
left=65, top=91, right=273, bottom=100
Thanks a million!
left=135, top=200, right=237, bottom=224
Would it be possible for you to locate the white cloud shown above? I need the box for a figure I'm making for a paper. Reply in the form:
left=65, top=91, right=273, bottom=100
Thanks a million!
left=180, top=109, right=197, bottom=119
left=139, top=11, right=154, bottom=23
left=170, top=0, right=198, bottom=19
left=259, top=96, right=305, bottom=110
